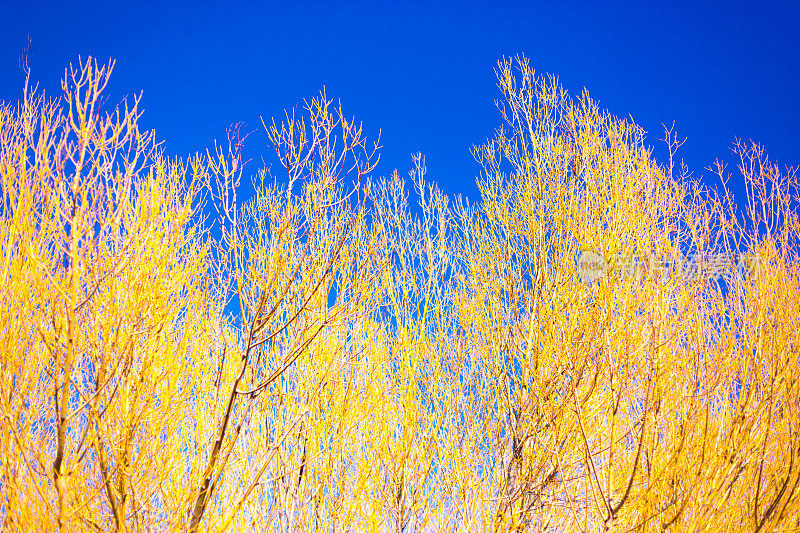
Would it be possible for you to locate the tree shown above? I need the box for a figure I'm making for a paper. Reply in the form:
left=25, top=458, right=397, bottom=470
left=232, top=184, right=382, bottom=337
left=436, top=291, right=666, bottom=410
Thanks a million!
left=1, top=54, right=798, bottom=532
left=0, top=58, right=216, bottom=532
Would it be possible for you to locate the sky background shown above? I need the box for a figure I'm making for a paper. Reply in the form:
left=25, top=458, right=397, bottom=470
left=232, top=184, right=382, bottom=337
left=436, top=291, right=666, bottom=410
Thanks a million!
left=1, top=1, right=798, bottom=204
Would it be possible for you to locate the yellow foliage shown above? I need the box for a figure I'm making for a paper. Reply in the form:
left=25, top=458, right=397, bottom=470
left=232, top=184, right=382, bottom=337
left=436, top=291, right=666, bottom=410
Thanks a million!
left=1, top=55, right=798, bottom=532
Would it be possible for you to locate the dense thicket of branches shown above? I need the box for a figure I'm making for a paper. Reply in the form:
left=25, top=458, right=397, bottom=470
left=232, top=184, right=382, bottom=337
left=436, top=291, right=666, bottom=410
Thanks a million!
left=1, top=56, right=799, bottom=532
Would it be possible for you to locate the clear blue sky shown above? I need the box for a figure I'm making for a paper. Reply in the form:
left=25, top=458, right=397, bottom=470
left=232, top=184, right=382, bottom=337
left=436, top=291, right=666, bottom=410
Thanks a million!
left=1, top=1, right=798, bottom=202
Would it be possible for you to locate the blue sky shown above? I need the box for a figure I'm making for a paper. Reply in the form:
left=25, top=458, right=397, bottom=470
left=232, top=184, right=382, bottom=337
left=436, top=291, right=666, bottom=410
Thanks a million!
left=1, top=1, right=798, bottom=202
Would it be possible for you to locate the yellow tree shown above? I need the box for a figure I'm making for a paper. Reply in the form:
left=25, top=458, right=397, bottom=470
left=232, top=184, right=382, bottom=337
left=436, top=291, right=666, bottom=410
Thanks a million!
left=361, top=153, right=466, bottom=531
left=2, top=54, right=799, bottom=533
left=189, top=90, right=386, bottom=532
left=453, top=55, right=800, bottom=531
left=0, top=58, right=218, bottom=532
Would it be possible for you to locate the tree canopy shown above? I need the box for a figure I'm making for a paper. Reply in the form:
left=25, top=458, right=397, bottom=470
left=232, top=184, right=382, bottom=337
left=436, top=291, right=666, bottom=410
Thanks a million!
left=1, top=55, right=798, bottom=532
